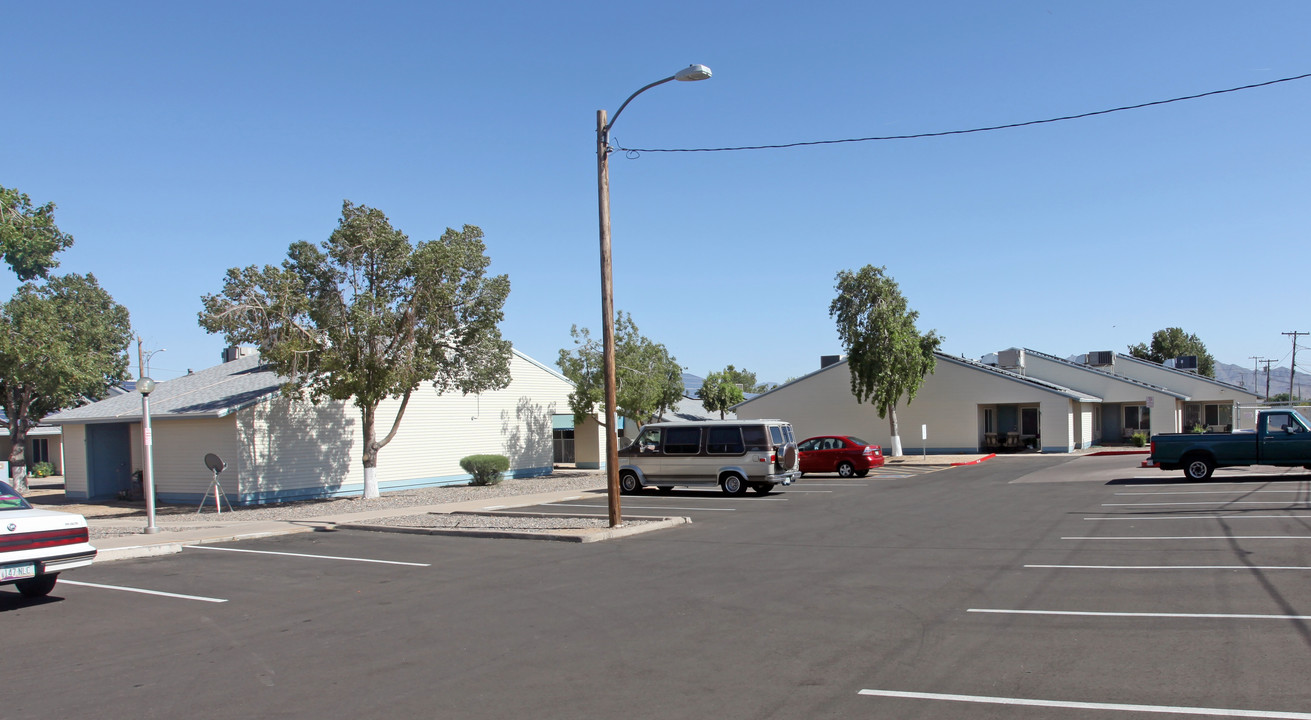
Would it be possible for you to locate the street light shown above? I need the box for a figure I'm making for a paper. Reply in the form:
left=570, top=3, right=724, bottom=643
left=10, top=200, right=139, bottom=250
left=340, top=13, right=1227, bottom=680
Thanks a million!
left=596, top=64, right=712, bottom=528
left=138, top=375, right=158, bottom=534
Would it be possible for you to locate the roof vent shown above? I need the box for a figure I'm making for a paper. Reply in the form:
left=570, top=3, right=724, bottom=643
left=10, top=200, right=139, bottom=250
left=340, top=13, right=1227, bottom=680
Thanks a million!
left=1087, top=351, right=1114, bottom=367
left=820, top=355, right=841, bottom=369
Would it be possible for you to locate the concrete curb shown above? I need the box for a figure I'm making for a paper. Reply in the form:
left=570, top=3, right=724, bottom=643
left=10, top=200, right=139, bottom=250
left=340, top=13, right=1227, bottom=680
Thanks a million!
left=337, top=514, right=691, bottom=543
left=95, top=525, right=318, bottom=562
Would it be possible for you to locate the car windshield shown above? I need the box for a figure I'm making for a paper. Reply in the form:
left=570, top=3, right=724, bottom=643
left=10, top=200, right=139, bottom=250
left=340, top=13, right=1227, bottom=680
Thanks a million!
left=0, top=480, right=32, bottom=510
left=846, top=437, right=871, bottom=446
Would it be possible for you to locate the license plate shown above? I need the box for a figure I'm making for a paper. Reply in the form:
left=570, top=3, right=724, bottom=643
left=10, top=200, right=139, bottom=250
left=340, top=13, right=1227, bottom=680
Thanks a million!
left=1, top=563, right=36, bottom=581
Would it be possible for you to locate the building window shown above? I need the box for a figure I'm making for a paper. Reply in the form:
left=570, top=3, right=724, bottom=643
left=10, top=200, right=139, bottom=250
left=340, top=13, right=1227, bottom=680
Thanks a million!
left=984, top=408, right=995, bottom=433
left=29, top=438, right=49, bottom=466
left=1124, top=405, right=1151, bottom=432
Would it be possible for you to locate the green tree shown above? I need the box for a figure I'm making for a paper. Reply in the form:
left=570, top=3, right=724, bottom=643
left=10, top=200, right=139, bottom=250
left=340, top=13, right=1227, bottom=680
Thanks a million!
left=1127, top=327, right=1216, bottom=378
left=697, top=370, right=746, bottom=419
left=829, top=265, right=942, bottom=456
left=0, top=185, right=75, bottom=281
left=0, top=274, right=132, bottom=491
left=720, top=364, right=773, bottom=393
left=557, top=312, right=684, bottom=426
left=199, top=201, right=512, bottom=499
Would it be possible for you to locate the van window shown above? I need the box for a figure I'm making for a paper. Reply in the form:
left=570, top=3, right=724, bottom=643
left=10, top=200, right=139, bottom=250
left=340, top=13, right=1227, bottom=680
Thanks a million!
left=742, top=426, right=768, bottom=450
left=783, top=425, right=795, bottom=443
left=664, top=426, right=702, bottom=454
left=707, top=427, right=745, bottom=454
left=769, top=426, right=784, bottom=445
left=638, top=428, right=662, bottom=453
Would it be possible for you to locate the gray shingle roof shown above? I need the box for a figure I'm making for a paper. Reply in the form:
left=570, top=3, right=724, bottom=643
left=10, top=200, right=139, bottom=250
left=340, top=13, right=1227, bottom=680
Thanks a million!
left=46, top=355, right=282, bottom=424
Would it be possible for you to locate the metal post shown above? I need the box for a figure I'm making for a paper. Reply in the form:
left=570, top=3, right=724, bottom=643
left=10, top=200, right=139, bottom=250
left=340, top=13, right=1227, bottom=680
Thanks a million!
left=137, top=338, right=158, bottom=534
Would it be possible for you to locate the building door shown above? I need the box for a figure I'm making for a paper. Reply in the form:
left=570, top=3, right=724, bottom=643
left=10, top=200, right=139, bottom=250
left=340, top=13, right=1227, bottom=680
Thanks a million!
left=1021, top=407, right=1040, bottom=448
left=86, top=423, right=132, bottom=500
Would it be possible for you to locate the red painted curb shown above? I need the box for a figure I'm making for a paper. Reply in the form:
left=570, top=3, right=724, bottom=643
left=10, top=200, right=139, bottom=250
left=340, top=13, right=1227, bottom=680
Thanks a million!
left=951, top=454, right=996, bottom=466
left=1087, top=450, right=1151, bottom=456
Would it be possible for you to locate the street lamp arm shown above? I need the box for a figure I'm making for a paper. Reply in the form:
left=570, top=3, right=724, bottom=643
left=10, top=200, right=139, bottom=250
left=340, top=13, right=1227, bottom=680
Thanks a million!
left=605, top=75, right=677, bottom=136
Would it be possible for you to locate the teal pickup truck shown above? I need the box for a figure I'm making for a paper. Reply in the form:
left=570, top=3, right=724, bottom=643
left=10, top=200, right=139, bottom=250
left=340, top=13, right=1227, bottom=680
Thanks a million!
left=1148, top=409, right=1311, bottom=480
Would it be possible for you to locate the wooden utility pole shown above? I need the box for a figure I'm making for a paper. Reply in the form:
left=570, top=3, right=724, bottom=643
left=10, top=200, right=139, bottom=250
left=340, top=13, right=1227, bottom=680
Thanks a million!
left=1250, top=356, right=1263, bottom=393
left=1284, top=331, right=1308, bottom=400
left=1260, top=359, right=1275, bottom=399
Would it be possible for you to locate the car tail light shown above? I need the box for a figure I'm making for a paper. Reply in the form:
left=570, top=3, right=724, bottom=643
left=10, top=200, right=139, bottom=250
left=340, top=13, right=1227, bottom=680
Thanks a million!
left=0, top=527, right=89, bottom=553
left=1150, top=441, right=1155, bottom=457
left=770, top=452, right=777, bottom=463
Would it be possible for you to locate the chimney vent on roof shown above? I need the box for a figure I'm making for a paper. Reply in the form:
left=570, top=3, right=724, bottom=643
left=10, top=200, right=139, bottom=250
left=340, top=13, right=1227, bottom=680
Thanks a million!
left=820, top=355, right=841, bottom=370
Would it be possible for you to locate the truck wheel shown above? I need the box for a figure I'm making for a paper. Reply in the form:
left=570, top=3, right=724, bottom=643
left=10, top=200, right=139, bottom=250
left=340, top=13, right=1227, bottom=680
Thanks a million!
left=15, top=574, right=58, bottom=598
left=619, top=471, right=642, bottom=494
left=721, top=474, right=748, bottom=496
left=1183, top=456, right=1215, bottom=481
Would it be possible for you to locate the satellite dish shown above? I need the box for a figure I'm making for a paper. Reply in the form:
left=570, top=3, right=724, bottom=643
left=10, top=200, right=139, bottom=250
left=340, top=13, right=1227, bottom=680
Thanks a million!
left=204, top=453, right=226, bottom=474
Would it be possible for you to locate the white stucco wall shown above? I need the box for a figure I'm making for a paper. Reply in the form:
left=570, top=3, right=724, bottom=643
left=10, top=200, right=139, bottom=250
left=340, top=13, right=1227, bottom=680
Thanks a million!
left=235, top=351, right=576, bottom=503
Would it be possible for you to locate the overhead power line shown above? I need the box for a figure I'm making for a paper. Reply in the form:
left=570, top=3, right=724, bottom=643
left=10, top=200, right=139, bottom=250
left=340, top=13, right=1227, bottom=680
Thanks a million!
left=616, top=71, right=1311, bottom=154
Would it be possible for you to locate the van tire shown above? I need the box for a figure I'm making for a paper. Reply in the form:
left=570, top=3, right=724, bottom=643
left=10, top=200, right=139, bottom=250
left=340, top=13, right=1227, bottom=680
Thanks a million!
left=721, top=474, right=747, bottom=496
left=1183, top=455, right=1216, bottom=481
left=619, top=471, right=643, bottom=494
left=751, top=483, right=773, bottom=495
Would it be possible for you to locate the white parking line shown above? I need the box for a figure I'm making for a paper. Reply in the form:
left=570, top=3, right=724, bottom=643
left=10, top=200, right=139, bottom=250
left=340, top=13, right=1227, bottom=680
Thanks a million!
left=798, top=483, right=868, bottom=487
left=187, top=546, right=430, bottom=566
left=1085, top=515, right=1311, bottom=521
left=1103, top=501, right=1307, bottom=507
left=969, top=608, right=1311, bottom=620
left=1116, top=490, right=1308, bottom=496
left=1027, top=564, right=1311, bottom=570
left=857, top=689, right=1311, bottom=718
left=59, top=580, right=228, bottom=603
left=547, top=502, right=736, bottom=512
left=1064, top=535, right=1311, bottom=540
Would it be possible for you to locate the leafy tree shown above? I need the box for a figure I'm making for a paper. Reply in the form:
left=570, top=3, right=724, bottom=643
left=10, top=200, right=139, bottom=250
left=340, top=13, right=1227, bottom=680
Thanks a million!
left=719, top=364, right=773, bottom=393
left=557, top=311, right=684, bottom=426
left=199, top=201, right=512, bottom=499
left=697, top=370, right=746, bottom=419
left=0, top=185, right=75, bottom=281
left=1127, top=327, right=1215, bottom=378
left=0, top=274, right=132, bottom=491
left=829, top=265, right=942, bottom=456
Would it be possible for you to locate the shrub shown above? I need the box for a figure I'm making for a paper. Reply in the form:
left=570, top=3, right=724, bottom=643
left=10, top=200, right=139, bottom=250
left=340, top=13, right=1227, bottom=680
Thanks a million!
left=1190, top=424, right=1207, bottom=434
left=1131, top=432, right=1149, bottom=447
left=30, top=461, right=54, bottom=478
left=460, top=454, right=510, bottom=486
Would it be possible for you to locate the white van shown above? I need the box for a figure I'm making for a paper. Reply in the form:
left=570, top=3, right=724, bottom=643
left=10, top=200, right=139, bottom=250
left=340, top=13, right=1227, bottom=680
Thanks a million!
left=616, top=419, right=801, bottom=496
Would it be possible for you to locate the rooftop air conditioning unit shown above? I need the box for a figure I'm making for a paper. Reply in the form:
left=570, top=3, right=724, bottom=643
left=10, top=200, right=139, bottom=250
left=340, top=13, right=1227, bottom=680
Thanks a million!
left=222, top=346, right=254, bottom=363
left=1087, top=351, right=1114, bottom=367
left=997, top=348, right=1025, bottom=370
left=1172, top=355, right=1198, bottom=372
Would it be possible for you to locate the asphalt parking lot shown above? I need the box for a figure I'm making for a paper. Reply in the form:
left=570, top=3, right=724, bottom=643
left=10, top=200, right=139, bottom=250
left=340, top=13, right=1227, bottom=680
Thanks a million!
left=9, top=455, right=1311, bottom=719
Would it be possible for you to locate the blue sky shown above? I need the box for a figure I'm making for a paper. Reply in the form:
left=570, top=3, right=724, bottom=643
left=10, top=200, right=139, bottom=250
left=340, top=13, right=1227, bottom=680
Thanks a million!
left=4, top=1, right=1309, bottom=385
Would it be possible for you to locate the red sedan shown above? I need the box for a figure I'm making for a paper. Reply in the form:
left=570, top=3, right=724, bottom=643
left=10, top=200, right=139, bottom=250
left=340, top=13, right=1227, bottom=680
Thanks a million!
left=797, top=436, right=884, bottom=477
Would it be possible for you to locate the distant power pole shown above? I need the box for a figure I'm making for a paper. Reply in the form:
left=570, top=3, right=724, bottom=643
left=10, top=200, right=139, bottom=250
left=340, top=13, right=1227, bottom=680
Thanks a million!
left=1250, top=356, right=1264, bottom=395
left=1261, top=359, right=1275, bottom=399
left=1284, top=331, right=1308, bottom=400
